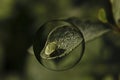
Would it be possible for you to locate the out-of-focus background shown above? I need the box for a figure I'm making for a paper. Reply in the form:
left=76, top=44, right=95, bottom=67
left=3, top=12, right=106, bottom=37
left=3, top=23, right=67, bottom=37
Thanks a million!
left=0, top=0, right=120, bottom=80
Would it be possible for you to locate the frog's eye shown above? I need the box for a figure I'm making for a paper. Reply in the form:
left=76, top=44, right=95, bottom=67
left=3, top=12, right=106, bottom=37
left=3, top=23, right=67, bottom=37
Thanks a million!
left=33, top=20, right=85, bottom=71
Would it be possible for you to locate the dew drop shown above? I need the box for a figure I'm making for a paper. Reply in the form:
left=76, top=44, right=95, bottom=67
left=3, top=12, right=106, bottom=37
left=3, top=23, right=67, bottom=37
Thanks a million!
left=33, top=20, right=85, bottom=71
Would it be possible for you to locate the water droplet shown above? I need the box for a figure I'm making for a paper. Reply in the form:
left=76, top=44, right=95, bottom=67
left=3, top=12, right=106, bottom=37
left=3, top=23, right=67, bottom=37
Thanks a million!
left=33, top=20, right=85, bottom=71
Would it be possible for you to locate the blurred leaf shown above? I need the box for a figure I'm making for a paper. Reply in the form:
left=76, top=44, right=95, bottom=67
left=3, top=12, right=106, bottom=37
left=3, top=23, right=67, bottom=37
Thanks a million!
left=111, top=0, right=120, bottom=27
left=0, top=0, right=14, bottom=19
left=98, top=8, right=108, bottom=23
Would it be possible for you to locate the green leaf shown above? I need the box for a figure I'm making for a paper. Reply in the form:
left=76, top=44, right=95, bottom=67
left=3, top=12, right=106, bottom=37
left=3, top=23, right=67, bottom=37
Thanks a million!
left=98, top=8, right=108, bottom=23
left=111, top=0, right=120, bottom=27
left=68, top=18, right=112, bottom=42
left=33, top=18, right=112, bottom=71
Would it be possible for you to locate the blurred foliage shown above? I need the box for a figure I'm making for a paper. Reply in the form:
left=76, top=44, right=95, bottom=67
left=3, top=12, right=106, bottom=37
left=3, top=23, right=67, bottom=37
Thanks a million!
left=0, top=0, right=120, bottom=80
left=111, top=0, right=120, bottom=27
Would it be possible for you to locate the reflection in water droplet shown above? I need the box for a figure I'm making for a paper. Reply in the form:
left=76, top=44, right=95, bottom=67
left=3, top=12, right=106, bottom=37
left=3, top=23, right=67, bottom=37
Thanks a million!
left=33, top=20, right=85, bottom=71
left=45, top=42, right=57, bottom=56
